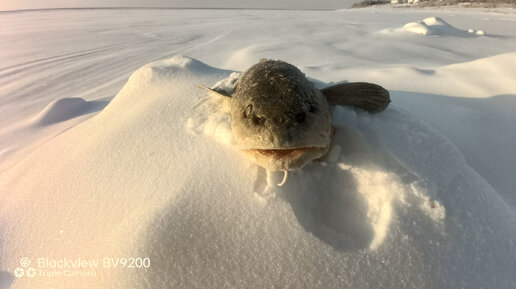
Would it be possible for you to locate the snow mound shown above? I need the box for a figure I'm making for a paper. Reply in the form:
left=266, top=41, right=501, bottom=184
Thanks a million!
left=33, top=97, right=106, bottom=126
left=188, top=93, right=432, bottom=251
left=2, top=56, right=516, bottom=289
left=389, top=17, right=485, bottom=37
left=188, top=75, right=449, bottom=251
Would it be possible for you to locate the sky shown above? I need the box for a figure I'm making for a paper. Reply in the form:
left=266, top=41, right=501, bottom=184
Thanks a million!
left=0, top=0, right=355, bottom=11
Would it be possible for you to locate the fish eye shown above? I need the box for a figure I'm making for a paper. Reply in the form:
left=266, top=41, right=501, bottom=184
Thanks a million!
left=244, top=104, right=253, bottom=118
left=309, top=105, right=317, bottom=114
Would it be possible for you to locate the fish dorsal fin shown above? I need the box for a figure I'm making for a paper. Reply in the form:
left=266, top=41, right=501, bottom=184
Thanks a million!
left=321, top=82, right=390, bottom=113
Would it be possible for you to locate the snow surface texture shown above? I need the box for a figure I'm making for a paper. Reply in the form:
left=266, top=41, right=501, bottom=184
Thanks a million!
left=1, top=7, right=516, bottom=289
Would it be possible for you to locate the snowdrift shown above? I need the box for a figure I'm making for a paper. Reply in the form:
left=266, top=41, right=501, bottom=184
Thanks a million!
left=33, top=97, right=107, bottom=126
left=398, top=17, right=485, bottom=36
left=1, top=56, right=516, bottom=289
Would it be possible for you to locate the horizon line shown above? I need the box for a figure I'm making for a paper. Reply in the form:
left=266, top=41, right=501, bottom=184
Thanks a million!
left=0, top=6, right=343, bottom=13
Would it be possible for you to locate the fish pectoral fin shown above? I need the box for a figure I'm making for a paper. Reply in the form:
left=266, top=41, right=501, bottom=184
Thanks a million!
left=196, top=84, right=232, bottom=98
left=321, top=82, right=390, bottom=113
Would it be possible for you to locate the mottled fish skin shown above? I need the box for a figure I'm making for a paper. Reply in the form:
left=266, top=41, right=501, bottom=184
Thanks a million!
left=231, top=59, right=332, bottom=152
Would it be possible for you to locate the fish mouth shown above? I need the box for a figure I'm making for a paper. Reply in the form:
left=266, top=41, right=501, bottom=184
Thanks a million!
left=252, top=147, right=317, bottom=159
left=242, top=146, right=330, bottom=171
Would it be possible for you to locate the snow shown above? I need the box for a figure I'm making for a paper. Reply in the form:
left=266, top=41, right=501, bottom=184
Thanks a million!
left=33, top=97, right=106, bottom=126
left=387, top=16, right=490, bottom=37
left=400, top=16, right=479, bottom=36
left=1, top=7, right=516, bottom=289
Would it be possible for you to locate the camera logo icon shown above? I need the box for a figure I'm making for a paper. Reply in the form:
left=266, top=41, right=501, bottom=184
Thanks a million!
left=14, top=257, right=36, bottom=278
left=20, top=257, right=31, bottom=268
left=13, top=267, right=24, bottom=278
left=25, top=268, right=36, bottom=278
